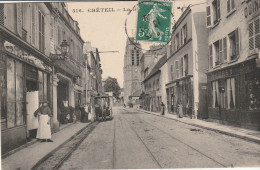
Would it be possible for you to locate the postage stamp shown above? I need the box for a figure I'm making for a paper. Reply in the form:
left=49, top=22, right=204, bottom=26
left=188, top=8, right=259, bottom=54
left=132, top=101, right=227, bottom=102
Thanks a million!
left=136, top=0, right=172, bottom=43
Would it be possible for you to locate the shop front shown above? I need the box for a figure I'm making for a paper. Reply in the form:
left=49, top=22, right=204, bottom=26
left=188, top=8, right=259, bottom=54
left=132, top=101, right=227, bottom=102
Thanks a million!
left=166, top=76, right=193, bottom=117
left=1, top=40, right=52, bottom=154
left=207, top=56, right=260, bottom=129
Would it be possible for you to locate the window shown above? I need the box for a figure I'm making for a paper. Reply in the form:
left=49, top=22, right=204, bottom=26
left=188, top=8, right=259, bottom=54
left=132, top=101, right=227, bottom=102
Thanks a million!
left=227, top=0, right=235, bottom=13
left=170, top=64, right=174, bottom=81
left=209, top=45, right=213, bottom=68
left=38, top=11, right=45, bottom=53
left=131, top=50, right=134, bottom=65
left=249, top=17, right=260, bottom=50
left=5, top=58, right=25, bottom=128
left=212, top=0, right=220, bottom=25
left=175, top=60, right=179, bottom=79
left=183, top=54, right=188, bottom=76
left=172, top=37, right=176, bottom=53
left=228, top=29, right=239, bottom=61
left=31, top=4, right=36, bottom=45
left=176, top=33, right=180, bottom=49
left=213, top=41, right=220, bottom=66
left=180, top=57, right=183, bottom=77
left=182, top=24, right=187, bottom=44
left=212, top=81, right=219, bottom=108
left=206, top=5, right=212, bottom=28
left=223, top=37, right=227, bottom=62
left=0, top=55, right=6, bottom=129
left=226, top=78, right=235, bottom=109
left=137, top=50, right=139, bottom=66
left=247, top=71, right=260, bottom=110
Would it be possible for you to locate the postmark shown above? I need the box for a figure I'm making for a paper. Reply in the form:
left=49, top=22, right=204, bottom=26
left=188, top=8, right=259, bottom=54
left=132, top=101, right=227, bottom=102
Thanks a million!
left=136, top=0, right=172, bottom=43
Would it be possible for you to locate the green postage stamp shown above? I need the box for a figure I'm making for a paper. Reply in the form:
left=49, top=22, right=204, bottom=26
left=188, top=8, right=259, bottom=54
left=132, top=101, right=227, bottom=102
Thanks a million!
left=136, top=0, right=172, bottom=43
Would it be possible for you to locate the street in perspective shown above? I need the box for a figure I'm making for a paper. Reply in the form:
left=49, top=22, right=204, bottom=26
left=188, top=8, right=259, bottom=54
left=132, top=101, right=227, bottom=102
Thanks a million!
left=1, top=0, right=260, bottom=169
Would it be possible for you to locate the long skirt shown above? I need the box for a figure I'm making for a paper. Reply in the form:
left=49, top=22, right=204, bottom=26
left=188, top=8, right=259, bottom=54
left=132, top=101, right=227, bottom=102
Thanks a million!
left=36, top=115, right=51, bottom=139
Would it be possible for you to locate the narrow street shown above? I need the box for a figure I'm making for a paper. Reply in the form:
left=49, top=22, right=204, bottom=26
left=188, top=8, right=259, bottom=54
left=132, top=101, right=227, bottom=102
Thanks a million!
left=49, top=107, right=260, bottom=169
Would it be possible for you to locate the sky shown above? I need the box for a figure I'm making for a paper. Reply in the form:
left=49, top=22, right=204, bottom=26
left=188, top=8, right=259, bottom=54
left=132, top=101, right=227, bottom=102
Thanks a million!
left=67, top=0, right=206, bottom=88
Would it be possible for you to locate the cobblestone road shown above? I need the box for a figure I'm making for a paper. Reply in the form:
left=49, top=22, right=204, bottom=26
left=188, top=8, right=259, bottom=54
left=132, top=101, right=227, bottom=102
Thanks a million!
left=55, top=107, right=260, bottom=169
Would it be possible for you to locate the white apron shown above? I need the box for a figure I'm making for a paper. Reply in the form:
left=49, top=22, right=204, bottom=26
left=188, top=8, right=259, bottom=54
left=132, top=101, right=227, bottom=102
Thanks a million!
left=36, top=114, right=51, bottom=139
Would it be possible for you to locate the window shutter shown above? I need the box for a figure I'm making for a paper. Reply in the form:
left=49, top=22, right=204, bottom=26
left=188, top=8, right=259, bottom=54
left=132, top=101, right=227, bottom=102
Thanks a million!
left=227, top=0, right=230, bottom=13
left=185, top=54, right=188, bottom=76
left=206, top=6, right=211, bottom=28
left=254, top=18, right=260, bottom=49
left=249, top=22, right=254, bottom=50
left=223, top=37, right=227, bottom=62
left=235, top=28, right=239, bottom=55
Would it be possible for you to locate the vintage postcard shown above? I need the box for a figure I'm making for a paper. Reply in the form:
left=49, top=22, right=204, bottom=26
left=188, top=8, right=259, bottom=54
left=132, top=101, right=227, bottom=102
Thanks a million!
left=0, top=0, right=260, bottom=169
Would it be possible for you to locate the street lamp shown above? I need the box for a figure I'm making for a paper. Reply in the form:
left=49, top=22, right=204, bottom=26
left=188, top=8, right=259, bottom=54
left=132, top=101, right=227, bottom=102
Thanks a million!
left=60, top=40, right=69, bottom=55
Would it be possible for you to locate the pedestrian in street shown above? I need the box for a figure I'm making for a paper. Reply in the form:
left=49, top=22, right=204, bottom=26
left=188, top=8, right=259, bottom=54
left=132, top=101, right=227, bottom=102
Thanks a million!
left=161, top=102, right=165, bottom=115
left=178, top=100, right=183, bottom=118
left=34, top=100, right=53, bottom=142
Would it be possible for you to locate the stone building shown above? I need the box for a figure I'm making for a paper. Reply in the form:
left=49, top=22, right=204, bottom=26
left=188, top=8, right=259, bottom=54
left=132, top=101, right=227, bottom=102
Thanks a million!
left=123, top=38, right=142, bottom=105
left=166, top=4, right=208, bottom=119
left=0, top=2, right=85, bottom=154
left=206, top=0, right=260, bottom=129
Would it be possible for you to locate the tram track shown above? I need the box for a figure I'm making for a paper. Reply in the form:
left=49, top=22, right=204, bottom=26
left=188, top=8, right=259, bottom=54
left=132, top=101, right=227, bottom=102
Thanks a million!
left=32, top=122, right=99, bottom=170
left=122, top=109, right=227, bottom=168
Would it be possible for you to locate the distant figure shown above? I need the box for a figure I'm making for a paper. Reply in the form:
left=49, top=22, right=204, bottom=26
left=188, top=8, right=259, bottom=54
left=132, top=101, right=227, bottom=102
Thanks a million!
left=123, top=103, right=126, bottom=108
left=161, top=102, right=165, bottom=115
left=34, top=101, right=53, bottom=142
left=178, top=100, right=183, bottom=118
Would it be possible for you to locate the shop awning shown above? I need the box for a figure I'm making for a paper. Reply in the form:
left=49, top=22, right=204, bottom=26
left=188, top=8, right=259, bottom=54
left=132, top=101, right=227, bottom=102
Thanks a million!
left=53, top=60, right=82, bottom=77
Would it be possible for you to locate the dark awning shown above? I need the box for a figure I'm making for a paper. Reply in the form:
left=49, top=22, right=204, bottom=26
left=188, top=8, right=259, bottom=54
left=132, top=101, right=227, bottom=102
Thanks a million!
left=53, top=60, right=82, bottom=77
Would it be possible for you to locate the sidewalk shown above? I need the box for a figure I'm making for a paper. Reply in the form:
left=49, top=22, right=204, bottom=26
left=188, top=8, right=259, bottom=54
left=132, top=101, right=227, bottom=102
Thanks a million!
left=1, top=121, right=92, bottom=170
left=135, top=108, right=260, bottom=144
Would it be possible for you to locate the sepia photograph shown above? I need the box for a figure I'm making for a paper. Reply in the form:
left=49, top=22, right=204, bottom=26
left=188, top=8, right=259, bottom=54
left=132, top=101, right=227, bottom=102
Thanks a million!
left=0, top=0, right=260, bottom=169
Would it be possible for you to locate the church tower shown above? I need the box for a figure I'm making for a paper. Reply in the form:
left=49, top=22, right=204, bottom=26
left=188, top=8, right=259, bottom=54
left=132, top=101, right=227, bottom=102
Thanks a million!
left=123, top=38, right=142, bottom=104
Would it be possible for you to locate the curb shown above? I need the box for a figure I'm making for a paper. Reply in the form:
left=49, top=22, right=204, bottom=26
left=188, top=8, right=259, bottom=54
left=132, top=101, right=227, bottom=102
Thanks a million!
left=31, top=121, right=94, bottom=169
left=133, top=108, right=260, bottom=144
left=1, top=121, right=79, bottom=159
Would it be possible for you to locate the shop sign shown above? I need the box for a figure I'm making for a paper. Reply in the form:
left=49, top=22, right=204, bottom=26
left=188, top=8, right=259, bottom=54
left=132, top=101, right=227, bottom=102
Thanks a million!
left=244, top=0, right=260, bottom=18
left=4, top=41, right=52, bottom=72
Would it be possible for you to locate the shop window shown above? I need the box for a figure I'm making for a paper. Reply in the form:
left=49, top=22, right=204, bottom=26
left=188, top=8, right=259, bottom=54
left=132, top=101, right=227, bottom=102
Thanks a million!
left=247, top=72, right=260, bottom=110
left=6, top=58, right=25, bottom=128
left=226, top=78, right=235, bottom=109
left=228, top=29, right=239, bottom=61
left=38, top=71, right=49, bottom=103
left=38, top=11, right=45, bottom=53
left=227, top=0, right=235, bottom=13
left=212, top=80, right=219, bottom=108
left=0, top=55, right=7, bottom=130
left=249, top=17, right=260, bottom=50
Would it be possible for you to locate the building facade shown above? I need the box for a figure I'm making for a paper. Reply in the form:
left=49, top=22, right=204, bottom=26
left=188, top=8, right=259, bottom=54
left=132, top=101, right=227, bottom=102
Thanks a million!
left=206, top=0, right=260, bottom=129
left=0, top=2, right=85, bottom=154
left=166, top=4, right=208, bottom=119
left=123, top=38, right=143, bottom=105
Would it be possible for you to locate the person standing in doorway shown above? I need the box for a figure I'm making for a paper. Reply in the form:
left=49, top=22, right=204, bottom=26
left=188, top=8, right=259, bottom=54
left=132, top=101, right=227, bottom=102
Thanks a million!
left=161, top=102, right=165, bottom=115
left=34, top=101, right=53, bottom=142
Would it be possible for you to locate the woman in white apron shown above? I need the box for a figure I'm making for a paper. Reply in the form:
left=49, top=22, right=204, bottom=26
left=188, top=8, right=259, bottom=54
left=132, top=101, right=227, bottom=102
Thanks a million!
left=34, top=101, right=53, bottom=142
